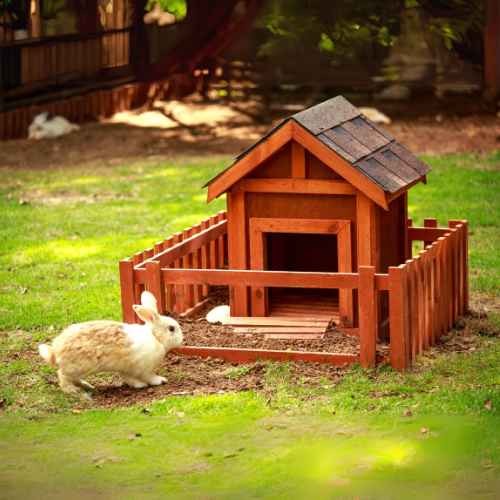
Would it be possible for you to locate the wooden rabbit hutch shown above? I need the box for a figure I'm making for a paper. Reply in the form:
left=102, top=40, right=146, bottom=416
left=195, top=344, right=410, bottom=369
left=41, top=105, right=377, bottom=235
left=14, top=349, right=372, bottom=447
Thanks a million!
left=120, top=96, right=469, bottom=370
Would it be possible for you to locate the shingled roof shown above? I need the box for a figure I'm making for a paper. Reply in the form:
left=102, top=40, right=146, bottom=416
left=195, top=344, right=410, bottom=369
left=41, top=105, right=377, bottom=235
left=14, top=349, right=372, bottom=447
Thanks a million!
left=205, top=96, right=431, bottom=202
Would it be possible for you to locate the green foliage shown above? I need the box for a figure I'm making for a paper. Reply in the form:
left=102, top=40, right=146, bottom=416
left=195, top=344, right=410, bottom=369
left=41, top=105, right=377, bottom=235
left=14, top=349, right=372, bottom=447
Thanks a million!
left=145, top=0, right=187, bottom=20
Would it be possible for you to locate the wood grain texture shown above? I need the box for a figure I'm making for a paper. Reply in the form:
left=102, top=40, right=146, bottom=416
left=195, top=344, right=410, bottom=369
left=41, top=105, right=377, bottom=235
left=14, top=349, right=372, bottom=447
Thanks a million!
left=356, top=192, right=372, bottom=267
left=446, top=233, right=453, bottom=329
left=389, top=264, right=409, bottom=370
left=291, top=141, right=306, bottom=179
left=183, top=228, right=195, bottom=309
left=155, top=269, right=361, bottom=289
left=413, top=255, right=423, bottom=355
left=207, top=120, right=293, bottom=202
left=119, top=259, right=136, bottom=324
left=338, top=222, right=354, bottom=326
left=250, top=218, right=349, bottom=234
left=173, top=232, right=184, bottom=314
left=448, top=227, right=459, bottom=323
left=249, top=219, right=268, bottom=317
left=230, top=185, right=249, bottom=317
left=241, top=178, right=356, bottom=195
left=408, top=226, right=453, bottom=243
left=419, top=250, right=429, bottom=350
left=223, top=318, right=329, bottom=327
left=359, top=266, right=377, bottom=368
left=192, top=225, right=203, bottom=304
left=133, top=252, right=145, bottom=325
left=146, top=261, right=166, bottom=316
left=164, top=237, right=176, bottom=313
left=173, top=346, right=360, bottom=365
left=426, top=245, right=435, bottom=345
left=200, top=219, right=212, bottom=297
left=291, top=121, right=389, bottom=210
left=423, top=218, right=437, bottom=248
left=432, top=240, right=442, bottom=341
left=406, top=259, right=416, bottom=361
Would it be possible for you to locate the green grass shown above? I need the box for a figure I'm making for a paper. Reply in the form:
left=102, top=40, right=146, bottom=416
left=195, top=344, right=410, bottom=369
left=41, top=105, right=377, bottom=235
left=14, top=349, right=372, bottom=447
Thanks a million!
left=1, top=151, right=500, bottom=497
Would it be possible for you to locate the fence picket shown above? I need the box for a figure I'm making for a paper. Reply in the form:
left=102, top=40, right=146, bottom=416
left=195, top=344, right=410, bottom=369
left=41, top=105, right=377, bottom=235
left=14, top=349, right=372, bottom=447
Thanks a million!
left=389, top=265, right=409, bottom=370
left=146, top=261, right=166, bottom=315
left=419, top=250, right=429, bottom=350
left=164, top=237, right=176, bottom=312
left=119, top=258, right=136, bottom=324
left=183, top=227, right=195, bottom=309
left=133, top=251, right=145, bottom=324
left=201, top=219, right=212, bottom=296
left=406, top=259, right=416, bottom=362
left=449, top=227, right=458, bottom=324
left=209, top=215, right=220, bottom=271
left=173, top=232, right=185, bottom=314
left=217, top=211, right=226, bottom=267
left=359, top=267, right=377, bottom=368
left=425, top=245, right=435, bottom=345
left=445, top=233, right=453, bottom=329
left=424, top=218, right=437, bottom=248
left=413, top=255, right=423, bottom=355
left=192, top=224, right=204, bottom=303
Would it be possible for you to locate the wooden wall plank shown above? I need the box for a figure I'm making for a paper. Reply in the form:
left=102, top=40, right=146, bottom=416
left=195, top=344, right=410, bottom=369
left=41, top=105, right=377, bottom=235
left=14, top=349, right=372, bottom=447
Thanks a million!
left=356, top=191, right=372, bottom=267
left=291, top=141, right=306, bottom=179
left=241, top=178, right=356, bottom=195
left=359, top=266, right=377, bottom=368
left=399, top=192, right=409, bottom=263
left=249, top=220, right=268, bottom=317
left=230, top=185, right=249, bottom=316
left=338, top=222, right=354, bottom=327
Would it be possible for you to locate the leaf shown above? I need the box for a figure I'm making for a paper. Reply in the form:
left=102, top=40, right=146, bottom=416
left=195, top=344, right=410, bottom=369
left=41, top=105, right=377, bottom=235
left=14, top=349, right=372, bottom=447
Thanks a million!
left=21, top=287, right=28, bottom=294
left=81, top=272, right=86, bottom=277
left=484, top=398, right=492, bottom=410
left=0, top=398, right=6, bottom=407
left=421, top=427, right=430, bottom=433
left=72, top=409, right=82, bottom=414
left=403, top=410, right=412, bottom=417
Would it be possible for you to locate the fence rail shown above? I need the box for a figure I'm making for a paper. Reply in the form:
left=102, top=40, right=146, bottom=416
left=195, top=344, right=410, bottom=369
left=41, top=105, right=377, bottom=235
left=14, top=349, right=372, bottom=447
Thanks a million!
left=119, top=216, right=469, bottom=370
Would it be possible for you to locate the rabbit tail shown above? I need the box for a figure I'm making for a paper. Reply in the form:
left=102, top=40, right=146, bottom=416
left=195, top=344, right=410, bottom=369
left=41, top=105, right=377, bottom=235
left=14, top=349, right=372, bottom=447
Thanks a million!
left=39, top=344, right=58, bottom=368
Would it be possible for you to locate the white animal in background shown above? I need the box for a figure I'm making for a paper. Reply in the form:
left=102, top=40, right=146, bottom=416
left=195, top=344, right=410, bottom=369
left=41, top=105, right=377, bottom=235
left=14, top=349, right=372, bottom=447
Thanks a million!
left=28, top=112, right=81, bottom=140
left=206, top=305, right=230, bottom=324
left=38, top=291, right=183, bottom=392
left=358, top=107, right=392, bottom=125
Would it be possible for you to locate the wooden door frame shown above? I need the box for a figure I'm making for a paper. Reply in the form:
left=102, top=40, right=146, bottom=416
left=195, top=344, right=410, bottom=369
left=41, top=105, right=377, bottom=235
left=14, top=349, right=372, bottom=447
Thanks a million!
left=248, top=218, right=354, bottom=324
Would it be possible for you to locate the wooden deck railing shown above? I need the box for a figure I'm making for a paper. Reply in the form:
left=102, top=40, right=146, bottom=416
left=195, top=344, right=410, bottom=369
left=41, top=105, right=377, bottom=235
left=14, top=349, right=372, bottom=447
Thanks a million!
left=119, top=216, right=469, bottom=370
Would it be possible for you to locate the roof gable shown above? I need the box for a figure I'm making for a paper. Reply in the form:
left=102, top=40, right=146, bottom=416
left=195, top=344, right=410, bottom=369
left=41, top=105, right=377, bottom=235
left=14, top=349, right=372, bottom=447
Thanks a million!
left=205, top=96, right=431, bottom=209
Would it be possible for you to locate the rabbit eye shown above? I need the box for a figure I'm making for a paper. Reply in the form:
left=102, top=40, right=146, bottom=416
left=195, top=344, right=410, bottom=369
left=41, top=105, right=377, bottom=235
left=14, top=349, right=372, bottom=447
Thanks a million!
left=169, top=326, right=175, bottom=332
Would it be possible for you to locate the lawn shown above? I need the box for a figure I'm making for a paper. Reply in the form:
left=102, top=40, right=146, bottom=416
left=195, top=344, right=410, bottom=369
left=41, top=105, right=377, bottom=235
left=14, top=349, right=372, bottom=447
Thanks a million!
left=1, top=150, right=500, bottom=498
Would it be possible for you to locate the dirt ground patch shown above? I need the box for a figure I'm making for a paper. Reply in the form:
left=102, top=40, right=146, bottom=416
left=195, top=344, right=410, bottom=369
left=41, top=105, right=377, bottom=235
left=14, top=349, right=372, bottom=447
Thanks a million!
left=1, top=97, right=499, bottom=171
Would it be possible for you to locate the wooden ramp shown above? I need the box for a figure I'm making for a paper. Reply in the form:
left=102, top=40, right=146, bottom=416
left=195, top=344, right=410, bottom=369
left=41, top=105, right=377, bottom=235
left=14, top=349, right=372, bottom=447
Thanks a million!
left=222, top=316, right=330, bottom=340
left=268, top=295, right=339, bottom=322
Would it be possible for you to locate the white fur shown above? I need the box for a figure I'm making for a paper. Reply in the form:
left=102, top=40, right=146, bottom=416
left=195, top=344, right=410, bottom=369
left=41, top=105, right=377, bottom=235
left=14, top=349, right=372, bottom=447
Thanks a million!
left=28, top=112, right=81, bottom=140
left=206, top=305, right=230, bottom=324
left=358, top=107, right=391, bottom=125
left=38, top=291, right=182, bottom=392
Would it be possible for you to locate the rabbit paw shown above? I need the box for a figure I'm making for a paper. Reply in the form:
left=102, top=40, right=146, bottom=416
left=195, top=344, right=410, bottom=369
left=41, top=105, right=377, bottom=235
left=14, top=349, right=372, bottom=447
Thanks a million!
left=77, top=380, right=95, bottom=390
left=120, top=373, right=149, bottom=389
left=147, top=375, right=167, bottom=386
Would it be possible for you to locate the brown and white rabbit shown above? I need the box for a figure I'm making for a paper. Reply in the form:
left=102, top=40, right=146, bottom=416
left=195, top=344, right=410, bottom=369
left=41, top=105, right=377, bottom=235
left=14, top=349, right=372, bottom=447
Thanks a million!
left=38, top=291, right=183, bottom=392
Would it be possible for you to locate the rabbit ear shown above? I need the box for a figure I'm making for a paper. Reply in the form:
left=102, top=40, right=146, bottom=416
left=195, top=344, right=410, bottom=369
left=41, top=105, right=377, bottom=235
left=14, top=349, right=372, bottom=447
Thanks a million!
left=133, top=304, right=160, bottom=324
left=141, top=291, right=158, bottom=311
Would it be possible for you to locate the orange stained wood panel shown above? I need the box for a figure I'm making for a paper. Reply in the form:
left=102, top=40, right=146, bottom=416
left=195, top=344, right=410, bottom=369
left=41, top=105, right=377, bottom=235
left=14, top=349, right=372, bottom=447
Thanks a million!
left=183, top=227, right=195, bottom=309
left=423, top=218, right=437, bottom=248
left=119, top=258, right=136, bottom=324
left=337, top=222, right=354, bottom=326
left=438, top=237, right=448, bottom=336
left=250, top=217, right=349, bottom=235
left=217, top=211, right=226, bottom=267
left=164, top=237, right=176, bottom=313
left=224, top=318, right=330, bottom=327
left=432, top=240, right=442, bottom=341
left=200, top=218, right=212, bottom=297
left=408, top=227, right=455, bottom=243
left=406, top=259, right=416, bottom=361
left=146, top=261, right=166, bottom=316
left=399, top=192, right=409, bottom=263
left=247, top=141, right=292, bottom=179
left=133, top=251, right=146, bottom=324
left=229, top=185, right=250, bottom=317
left=192, top=224, right=204, bottom=303
left=389, top=264, right=409, bottom=370
left=446, top=233, right=453, bottom=329
left=173, top=346, right=360, bottom=366
left=241, top=178, right=356, bottom=196
left=305, top=150, right=345, bottom=180
left=209, top=215, right=220, bottom=271
left=173, top=232, right=185, bottom=314
left=291, top=121, right=389, bottom=210
left=234, top=326, right=326, bottom=334
left=356, top=191, right=372, bottom=267
left=413, top=255, right=423, bottom=355
left=448, top=227, right=459, bottom=323
left=419, top=250, right=429, bottom=350
left=426, top=245, right=435, bottom=345
left=291, top=141, right=306, bottom=179
left=207, top=121, right=293, bottom=201
left=249, top=220, right=268, bottom=317
left=358, top=266, right=377, bottom=368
